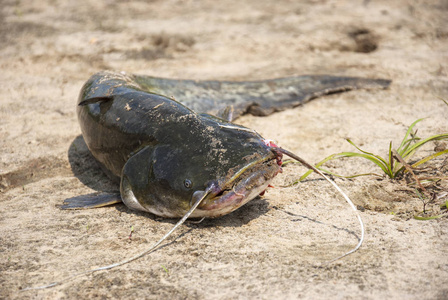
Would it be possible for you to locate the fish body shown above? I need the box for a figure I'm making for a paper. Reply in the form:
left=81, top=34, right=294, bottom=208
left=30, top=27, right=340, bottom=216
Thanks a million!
left=70, top=70, right=390, bottom=218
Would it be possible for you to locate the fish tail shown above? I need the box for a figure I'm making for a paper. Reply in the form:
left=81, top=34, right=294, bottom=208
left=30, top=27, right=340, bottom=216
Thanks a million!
left=134, top=74, right=391, bottom=119
left=235, top=75, right=391, bottom=116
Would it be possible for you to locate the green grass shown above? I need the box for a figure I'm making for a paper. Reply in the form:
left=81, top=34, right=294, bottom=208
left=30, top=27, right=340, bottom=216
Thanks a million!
left=291, top=118, right=448, bottom=220
left=161, top=265, right=169, bottom=275
left=413, top=190, right=448, bottom=220
left=297, top=118, right=448, bottom=182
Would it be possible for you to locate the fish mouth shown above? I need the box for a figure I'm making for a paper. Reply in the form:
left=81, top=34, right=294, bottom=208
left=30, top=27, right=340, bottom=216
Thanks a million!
left=194, top=154, right=282, bottom=217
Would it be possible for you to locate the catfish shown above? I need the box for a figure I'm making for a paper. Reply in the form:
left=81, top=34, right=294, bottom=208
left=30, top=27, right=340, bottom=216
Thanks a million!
left=23, top=70, right=389, bottom=290
left=64, top=70, right=389, bottom=218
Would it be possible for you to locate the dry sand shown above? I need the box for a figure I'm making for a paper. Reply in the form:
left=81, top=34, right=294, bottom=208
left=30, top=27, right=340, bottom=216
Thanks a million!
left=1, top=0, right=447, bottom=299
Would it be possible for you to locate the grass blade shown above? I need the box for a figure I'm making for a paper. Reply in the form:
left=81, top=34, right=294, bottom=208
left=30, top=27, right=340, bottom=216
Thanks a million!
left=298, top=151, right=391, bottom=181
left=346, top=139, right=391, bottom=169
left=410, top=149, right=448, bottom=169
left=402, top=133, right=448, bottom=159
left=414, top=213, right=447, bottom=220
left=337, top=152, right=391, bottom=177
left=397, top=118, right=424, bottom=155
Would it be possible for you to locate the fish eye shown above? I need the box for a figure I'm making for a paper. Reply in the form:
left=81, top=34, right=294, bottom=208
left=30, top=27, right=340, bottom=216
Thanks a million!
left=184, top=179, right=192, bottom=189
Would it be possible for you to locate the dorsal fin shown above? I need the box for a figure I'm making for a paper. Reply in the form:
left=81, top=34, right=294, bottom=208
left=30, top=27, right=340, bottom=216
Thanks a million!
left=78, top=96, right=114, bottom=106
left=219, top=105, right=234, bottom=122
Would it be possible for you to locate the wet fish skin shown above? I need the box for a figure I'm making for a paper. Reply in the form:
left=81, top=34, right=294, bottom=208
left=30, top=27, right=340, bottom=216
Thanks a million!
left=73, top=70, right=390, bottom=218
left=77, top=71, right=281, bottom=218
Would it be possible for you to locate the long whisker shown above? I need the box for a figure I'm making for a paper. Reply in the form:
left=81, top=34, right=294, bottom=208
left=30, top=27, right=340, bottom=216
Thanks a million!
left=21, top=188, right=212, bottom=291
left=272, top=147, right=365, bottom=263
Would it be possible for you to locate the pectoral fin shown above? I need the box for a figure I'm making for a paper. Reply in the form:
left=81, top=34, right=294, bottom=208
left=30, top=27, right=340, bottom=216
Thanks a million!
left=120, top=145, right=155, bottom=213
left=61, top=192, right=121, bottom=209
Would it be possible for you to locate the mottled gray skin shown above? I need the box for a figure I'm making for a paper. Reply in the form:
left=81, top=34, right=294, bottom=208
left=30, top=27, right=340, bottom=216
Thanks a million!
left=133, top=73, right=391, bottom=119
left=75, top=70, right=390, bottom=218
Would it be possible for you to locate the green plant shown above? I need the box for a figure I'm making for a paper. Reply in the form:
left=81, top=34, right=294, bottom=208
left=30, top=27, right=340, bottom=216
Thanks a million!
left=413, top=190, right=448, bottom=220
left=161, top=265, right=169, bottom=275
left=298, top=119, right=448, bottom=182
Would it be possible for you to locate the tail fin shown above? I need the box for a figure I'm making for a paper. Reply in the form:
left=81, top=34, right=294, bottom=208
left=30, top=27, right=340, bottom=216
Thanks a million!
left=134, top=74, right=391, bottom=120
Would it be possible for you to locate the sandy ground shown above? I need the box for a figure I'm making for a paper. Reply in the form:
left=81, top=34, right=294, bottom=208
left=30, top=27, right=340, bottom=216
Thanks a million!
left=1, top=0, right=448, bottom=299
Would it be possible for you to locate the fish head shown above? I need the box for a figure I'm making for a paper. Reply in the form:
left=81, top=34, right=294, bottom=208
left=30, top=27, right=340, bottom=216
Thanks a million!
left=120, top=114, right=282, bottom=218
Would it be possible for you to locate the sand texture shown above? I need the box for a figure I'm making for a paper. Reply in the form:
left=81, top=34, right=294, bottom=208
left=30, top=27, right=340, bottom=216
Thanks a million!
left=1, top=0, right=447, bottom=299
